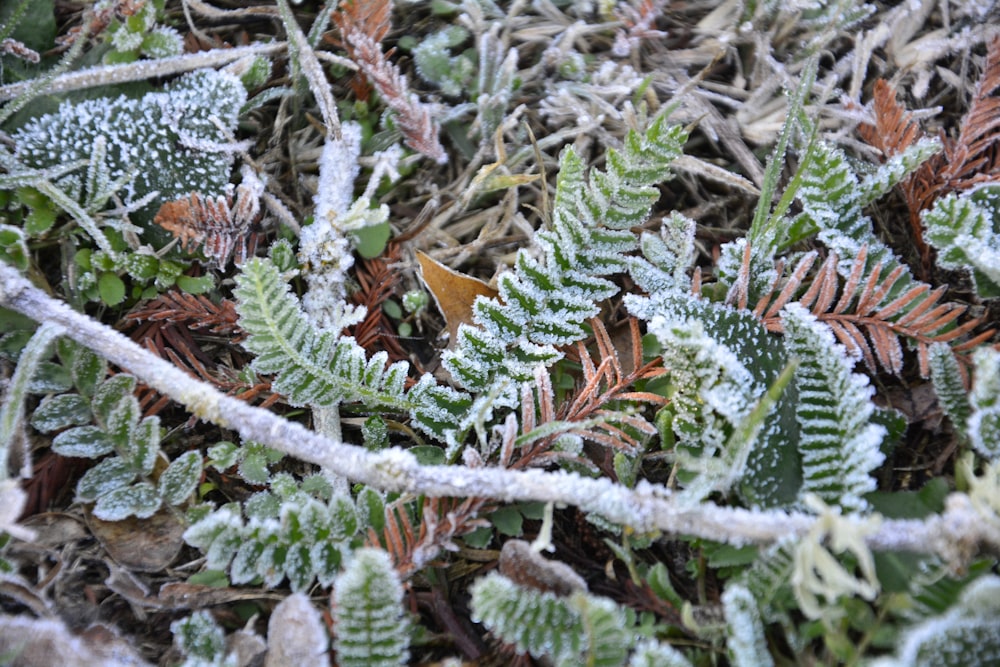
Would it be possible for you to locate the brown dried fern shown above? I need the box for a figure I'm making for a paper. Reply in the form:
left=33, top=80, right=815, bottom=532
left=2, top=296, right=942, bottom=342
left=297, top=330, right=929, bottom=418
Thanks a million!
left=332, top=0, right=447, bottom=163
left=749, top=246, right=993, bottom=376
left=366, top=495, right=492, bottom=580
left=858, top=37, right=1000, bottom=272
left=513, top=318, right=667, bottom=471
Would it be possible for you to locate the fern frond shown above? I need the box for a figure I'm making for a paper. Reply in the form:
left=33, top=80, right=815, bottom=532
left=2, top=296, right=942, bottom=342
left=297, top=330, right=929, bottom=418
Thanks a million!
left=723, top=583, right=774, bottom=667
left=870, top=575, right=1000, bottom=667
left=780, top=304, right=886, bottom=512
left=443, top=116, right=686, bottom=391
left=968, top=347, right=1000, bottom=461
left=929, top=343, right=972, bottom=442
left=514, top=318, right=665, bottom=469
left=233, top=257, right=412, bottom=411
left=366, top=495, right=491, bottom=579
left=922, top=186, right=1000, bottom=298
left=470, top=571, right=633, bottom=667
left=333, top=548, right=410, bottom=667
left=755, top=248, right=988, bottom=377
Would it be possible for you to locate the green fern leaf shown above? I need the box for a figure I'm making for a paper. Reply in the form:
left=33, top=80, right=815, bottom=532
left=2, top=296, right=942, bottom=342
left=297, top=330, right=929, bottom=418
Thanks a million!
left=442, top=116, right=687, bottom=391
left=922, top=186, right=1000, bottom=298
left=333, top=548, right=410, bottom=667
left=470, top=571, right=634, bottom=667
left=870, top=575, right=1000, bottom=667
left=969, top=347, right=1000, bottom=461
left=929, top=343, right=972, bottom=443
left=628, top=640, right=693, bottom=667
left=781, top=304, right=885, bottom=512
left=234, top=257, right=413, bottom=411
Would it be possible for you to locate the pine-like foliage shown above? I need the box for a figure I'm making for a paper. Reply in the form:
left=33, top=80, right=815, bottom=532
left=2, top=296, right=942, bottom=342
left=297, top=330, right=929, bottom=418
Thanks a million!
left=233, top=257, right=412, bottom=411
left=13, top=68, right=246, bottom=215
left=870, top=575, right=1000, bottom=667
left=470, top=571, right=634, bottom=667
left=929, top=342, right=972, bottom=444
left=443, top=116, right=687, bottom=391
left=332, top=547, right=410, bottom=667
left=780, top=304, right=885, bottom=512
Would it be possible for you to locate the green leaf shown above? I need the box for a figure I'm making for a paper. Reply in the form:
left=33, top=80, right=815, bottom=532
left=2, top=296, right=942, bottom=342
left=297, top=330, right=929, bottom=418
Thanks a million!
left=333, top=548, right=410, bottom=667
left=207, top=441, right=239, bottom=470
left=490, top=506, right=523, bottom=537
left=31, top=393, right=92, bottom=432
left=159, top=451, right=202, bottom=505
left=51, top=424, right=114, bottom=458
left=93, top=481, right=161, bottom=520
left=351, top=221, right=391, bottom=259
left=356, top=486, right=385, bottom=533
left=76, top=457, right=136, bottom=502
left=0, top=224, right=29, bottom=272
left=98, top=271, right=126, bottom=306
left=92, top=374, right=137, bottom=427
left=176, top=274, right=215, bottom=295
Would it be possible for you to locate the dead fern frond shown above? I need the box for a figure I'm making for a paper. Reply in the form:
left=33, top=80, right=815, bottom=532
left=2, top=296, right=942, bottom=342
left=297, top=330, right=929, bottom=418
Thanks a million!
left=125, top=291, right=241, bottom=337
left=153, top=178, right=263, bottom=268
left=367, top=495, right=492, bottom=580
left=333, top=0, right=447, bottom=163
left=859, top=38, right=1000, bottom=272
left=753, top=247, right=992, bottom=376
left=513, top=318, right=666, bottom=471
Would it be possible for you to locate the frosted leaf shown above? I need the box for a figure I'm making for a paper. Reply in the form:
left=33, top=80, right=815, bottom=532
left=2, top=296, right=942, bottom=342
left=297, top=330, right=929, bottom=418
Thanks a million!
left=870, top=575, right=1000, bottom=667
left=333, top=548, right=410, bottom=667
left=93, top=481, right=161, bottom=521
left=76, top=456, right=135, bottom=502
left=628, top=640, right=693, bottom=667
left=265, top=593, right=330, bottom=667
left=159, top=451, right=203, bottom=506
left=51, top=424, right=115, bottom=458
left=171, top=611, right=226, bottom=663
left=13, top=69, right=247, bottom=217
left=722, top=583, right=773, bottom=667
left=968, top=347, right=1000, bottom=461
left=781, top=304, right=885, bottom=512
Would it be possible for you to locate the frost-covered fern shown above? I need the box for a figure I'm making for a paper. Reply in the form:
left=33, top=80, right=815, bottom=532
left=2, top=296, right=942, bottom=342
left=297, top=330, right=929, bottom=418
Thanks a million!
left=234, top=257, right=412, bottom=411
left=333, top=548, right=410, bottom=667
left=443, top=116, right=687, bottom=392
left=922, top=185, right=1000, bottom=298
left=967, top=347, right=1000, bottom=461
left=781, top=303, right=886, bottom=512
left=470, top=571, right=634, bottom=667
left=870, top=575, right=1000, bottom=667
left=183, top=473, right=377, bottom=592
left=13, top=68, right=246, bottom=217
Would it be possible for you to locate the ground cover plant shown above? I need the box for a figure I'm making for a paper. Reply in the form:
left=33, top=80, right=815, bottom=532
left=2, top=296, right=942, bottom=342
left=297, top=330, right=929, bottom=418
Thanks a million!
left=1, top=0, right=1000, bottom=664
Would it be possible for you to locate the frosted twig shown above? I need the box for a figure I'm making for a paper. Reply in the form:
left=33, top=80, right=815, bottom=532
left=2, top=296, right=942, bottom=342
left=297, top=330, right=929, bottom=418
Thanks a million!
left=0, top=43, right=285, bottom=102
left=0, top=260, right=994, bottom=563
left=276, top=0, right=341, bottom=139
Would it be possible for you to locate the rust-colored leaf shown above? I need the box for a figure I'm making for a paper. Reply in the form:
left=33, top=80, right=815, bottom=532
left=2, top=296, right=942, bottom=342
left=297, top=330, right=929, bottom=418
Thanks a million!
left=416, top=251, right=499, bottom=348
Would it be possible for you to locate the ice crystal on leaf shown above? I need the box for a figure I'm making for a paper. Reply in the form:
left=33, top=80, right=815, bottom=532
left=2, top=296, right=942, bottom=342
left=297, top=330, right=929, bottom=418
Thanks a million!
left=723, top=583, right=773, bottom=667
left=443, top=115, right=686, bottom=392
left=922, top=185, right=1000, bottom=299
left=13, top=69, right=247, bottom=221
